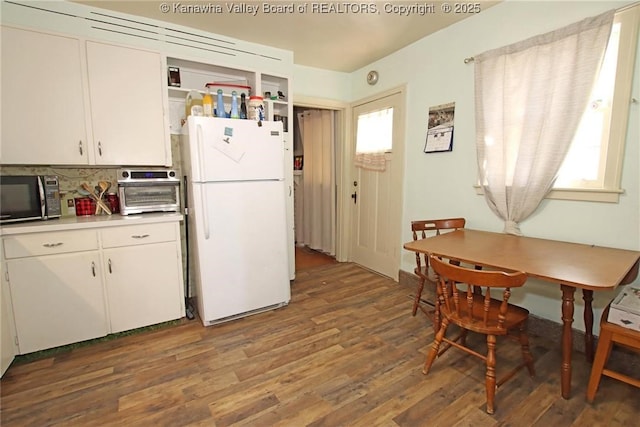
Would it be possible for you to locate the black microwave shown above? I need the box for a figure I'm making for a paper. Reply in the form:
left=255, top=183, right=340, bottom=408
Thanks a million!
left=0, top=175, right=62, bottom=224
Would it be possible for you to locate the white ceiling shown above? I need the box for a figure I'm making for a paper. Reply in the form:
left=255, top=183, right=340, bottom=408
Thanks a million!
left=74, top=1, right=501, bottom=72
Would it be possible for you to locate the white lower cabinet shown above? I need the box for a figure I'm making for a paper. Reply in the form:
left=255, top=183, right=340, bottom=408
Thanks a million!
left=1, top=218, right=184, bottom=356
left=101, top=224, right=183, bottom=333
left=1, top=260, right=17, bottom=376
left=7, top=251, right=107, bottom=354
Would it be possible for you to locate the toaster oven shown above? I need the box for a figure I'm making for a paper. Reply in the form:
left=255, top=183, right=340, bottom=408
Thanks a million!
left=117, top=169, right=180, bottom=215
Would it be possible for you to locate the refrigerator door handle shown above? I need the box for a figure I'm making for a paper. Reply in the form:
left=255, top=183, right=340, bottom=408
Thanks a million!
left=197, top=124, right=206, bottom=182
left=201, top=184, right=210, bottom=240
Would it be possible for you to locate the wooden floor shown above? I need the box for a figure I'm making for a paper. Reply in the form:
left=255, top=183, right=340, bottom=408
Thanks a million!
left=295, top=246, right=337, bottom=270
left=1, top=262, right=639, bottom=426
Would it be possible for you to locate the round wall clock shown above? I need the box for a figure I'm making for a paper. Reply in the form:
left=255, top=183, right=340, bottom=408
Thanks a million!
left=367, top=70, right=379, bottom=85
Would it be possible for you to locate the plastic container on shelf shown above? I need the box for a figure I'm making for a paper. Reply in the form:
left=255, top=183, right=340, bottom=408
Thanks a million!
left=248, top=96, right=264, bottom=121
left=185, top=90, right=203, bottom=117
left=206, top=81, right=251, bottom=97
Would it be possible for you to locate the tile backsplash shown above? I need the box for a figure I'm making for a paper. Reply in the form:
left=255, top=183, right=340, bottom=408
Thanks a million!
left=1, top=135, right=183, bottom=217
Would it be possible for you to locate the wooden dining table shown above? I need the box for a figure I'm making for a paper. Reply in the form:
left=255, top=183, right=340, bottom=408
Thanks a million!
left=403, top=229, right=640, bottom=399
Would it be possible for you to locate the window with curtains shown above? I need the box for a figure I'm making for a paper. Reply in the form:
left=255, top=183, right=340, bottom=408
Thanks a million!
left=552, top=5, right=639, bottom=202
left=475, top=5, right=638, bottom=204
left=354, top=107, right=393, bottom=171
left=474, top=10, right=617, bottom=235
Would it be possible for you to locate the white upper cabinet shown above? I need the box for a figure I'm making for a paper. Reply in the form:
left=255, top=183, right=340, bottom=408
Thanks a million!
left=86, top=41, right=169, bottom=166
left=1, top=26, right=89, bottom=165
left=0, top=26, right=171, bottom=167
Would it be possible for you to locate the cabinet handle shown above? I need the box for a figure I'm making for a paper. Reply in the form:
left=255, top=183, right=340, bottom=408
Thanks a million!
left=43, top=242, right=63, bottom=248
left=79, top=140, right=83, bottom=156
left=108, top=259, right=112, bottom=274
left=132, top=234, right=150, bottom=239
left=98, top=141, right=103, bottom=156
left=91, top=261, right=96, bottom=277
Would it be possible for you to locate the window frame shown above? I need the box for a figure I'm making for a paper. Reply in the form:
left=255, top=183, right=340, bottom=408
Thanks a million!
left=475, top=5, right=639, bottom=203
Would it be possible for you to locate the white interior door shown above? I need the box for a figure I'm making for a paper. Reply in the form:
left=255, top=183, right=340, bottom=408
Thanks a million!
left=349, top=90, right=405, bottom=280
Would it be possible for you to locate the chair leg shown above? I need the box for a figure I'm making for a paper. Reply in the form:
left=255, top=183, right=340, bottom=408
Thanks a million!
left=519, top=321, right=535, bottom=377
left=423, top=318, right=449, bottom=375
left=485, top=334, right=497, bottom=415
left=460, top=329, right=468, bottom=347
left=412, top=277, right=425, bottom=316
left=586, top=327, right=614, bottom=403
left=433, top=296, right=441, bottom=332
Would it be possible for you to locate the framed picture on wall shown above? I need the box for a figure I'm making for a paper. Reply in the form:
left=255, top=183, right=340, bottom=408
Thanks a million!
left=294, top=156, right=303, bottom=170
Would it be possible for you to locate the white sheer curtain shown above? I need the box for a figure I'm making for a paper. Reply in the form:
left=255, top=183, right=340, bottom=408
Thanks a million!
left=475, top=10, right=614, bottom=235
left=297, top=109, right=336, bottom=255
left=354, top=108, right=393, bottom=171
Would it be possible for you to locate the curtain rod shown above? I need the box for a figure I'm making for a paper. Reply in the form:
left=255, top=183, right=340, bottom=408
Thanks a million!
left=463, top=2, right=638, bottom=64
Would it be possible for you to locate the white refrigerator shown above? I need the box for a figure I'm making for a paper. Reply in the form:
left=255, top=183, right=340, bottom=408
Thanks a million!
left=182, top=116, right=291, bottom=326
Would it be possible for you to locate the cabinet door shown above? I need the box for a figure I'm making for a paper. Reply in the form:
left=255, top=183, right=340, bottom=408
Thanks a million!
left=1, top=26, right=88, bottom=165
left=104, top=242, right=183, bottom=333
left=1, top=263, right=16, bottom=377
left=7, top=252, right=107, bottom=354
left=86, top=41, right=169, bottom=166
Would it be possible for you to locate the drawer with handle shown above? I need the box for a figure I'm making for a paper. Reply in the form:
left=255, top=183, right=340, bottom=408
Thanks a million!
left=3, top=230, right=99, bottom=259
left=100, top=222, right=176, bottom=249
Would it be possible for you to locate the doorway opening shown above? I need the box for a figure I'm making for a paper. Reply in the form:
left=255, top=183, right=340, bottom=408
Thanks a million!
left=293, top=106, right=337, bottom=261
left=292, top=101, right=344, bottom=272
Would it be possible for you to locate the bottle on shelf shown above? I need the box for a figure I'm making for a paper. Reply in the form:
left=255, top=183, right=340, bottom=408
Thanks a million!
left=240, top=93, right=248, bottom=119
left=185, top=90, right=203, bottom=118
left=230, top=91, right=240, bottom=119
left=216, top=89, right=226, bottom=118
left=202, top=87, right=213, bottom=117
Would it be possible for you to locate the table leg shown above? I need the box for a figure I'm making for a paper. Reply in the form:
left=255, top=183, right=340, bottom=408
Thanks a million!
left=582, top=289, right=594, bottom=362
left=561, top=284, right=575, bottom=399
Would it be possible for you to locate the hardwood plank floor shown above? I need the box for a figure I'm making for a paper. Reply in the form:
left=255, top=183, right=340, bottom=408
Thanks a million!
left=295, top=246, right=337, bottom=270
left=1, top=262, right=639, bottom=426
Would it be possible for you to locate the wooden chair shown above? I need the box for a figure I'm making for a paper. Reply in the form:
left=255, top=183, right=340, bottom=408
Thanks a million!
left=410, top=218, right=466, bottom=325
left=586, top=304, right=640, bottom=403
left=423, top=255, right=535, bottom=415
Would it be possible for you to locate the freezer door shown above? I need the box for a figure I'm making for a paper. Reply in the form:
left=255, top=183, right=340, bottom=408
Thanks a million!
left=186, top=116, right=284, bottom=182
left=190, top=180, right=291, bottom=323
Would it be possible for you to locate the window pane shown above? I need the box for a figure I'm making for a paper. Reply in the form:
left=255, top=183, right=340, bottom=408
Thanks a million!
left=554, top=22, right=621, bottom=188
left=356, top=107, right=393, bottom=153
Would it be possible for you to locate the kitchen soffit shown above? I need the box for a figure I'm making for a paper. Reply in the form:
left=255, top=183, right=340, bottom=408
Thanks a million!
left=72, top=1, right=502, bottom=73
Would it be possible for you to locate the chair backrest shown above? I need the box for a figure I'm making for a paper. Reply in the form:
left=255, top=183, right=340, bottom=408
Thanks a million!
left=429, top=254, right=527, bottom=330
left=411, top=218, right=466, bottom=274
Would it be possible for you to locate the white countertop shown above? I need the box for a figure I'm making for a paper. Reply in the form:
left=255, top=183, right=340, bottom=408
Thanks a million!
left=0, top=212, right=184, bottom=236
